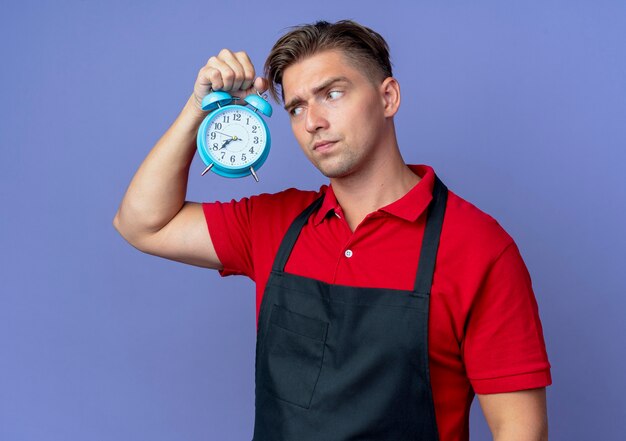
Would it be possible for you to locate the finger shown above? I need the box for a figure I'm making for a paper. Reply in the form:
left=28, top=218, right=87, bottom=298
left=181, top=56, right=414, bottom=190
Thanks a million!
left=194, top=65, right=217, bottom=100
left=207, top=56, right=236, bottom=91
left=233, top=51, right=256, bottom=91
left=200, top=64, right=223, bottom=91
left=200, top=57, right=224, bottom=90
left=217, top=49, right=246, bottom=91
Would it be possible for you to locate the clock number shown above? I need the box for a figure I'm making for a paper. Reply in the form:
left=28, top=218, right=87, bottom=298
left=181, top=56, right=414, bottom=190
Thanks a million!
left=215, top=123, right=222, bottom=130
left=212, top=143, right=219, bottom=151
left=223, top=115, right=230, bottom=123
left=246, top=117, right=250, bottom=125
left=241, top=153, right=246, bottom=162
left=249, top=147, right=255, bottom=154
left=254, top=136, right=259, bottom=144
left=252, top=125, right=257, bottom=133
left=220, top=152, right=225, bottom=160
left=230, top=155, right=236, bottom=163
left=234, top=113, right=241, bottom=121
left=210, top=132, right=216, bottom=140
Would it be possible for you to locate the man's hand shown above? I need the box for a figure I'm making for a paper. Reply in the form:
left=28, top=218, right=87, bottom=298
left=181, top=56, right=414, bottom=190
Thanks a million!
left=478, top=388, right=548, bottom=441
left=114, top=49, right=270, bottom=269
left=192, top=49, right=269, bottom=113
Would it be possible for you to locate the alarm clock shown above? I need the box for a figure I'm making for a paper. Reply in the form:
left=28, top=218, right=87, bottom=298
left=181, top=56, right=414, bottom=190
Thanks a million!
left=196, top=89, right=272, bottom=182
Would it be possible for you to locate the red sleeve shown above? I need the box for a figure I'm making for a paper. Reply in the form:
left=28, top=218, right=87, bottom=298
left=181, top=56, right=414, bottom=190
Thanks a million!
left=462, top=241, right=552, bottom=394
left=202, top=198, right=255, bottom=279
left=201, top=188, right=325, bottom=282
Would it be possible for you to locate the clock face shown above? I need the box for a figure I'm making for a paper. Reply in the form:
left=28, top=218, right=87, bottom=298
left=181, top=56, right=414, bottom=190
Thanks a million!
left=205, top=107, right=268, bottom=168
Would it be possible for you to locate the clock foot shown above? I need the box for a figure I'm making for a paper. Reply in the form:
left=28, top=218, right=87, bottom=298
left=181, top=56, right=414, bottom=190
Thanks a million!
left=250, top=167, right=259, bottom=182
left=201, top=163, right=214, bottom=176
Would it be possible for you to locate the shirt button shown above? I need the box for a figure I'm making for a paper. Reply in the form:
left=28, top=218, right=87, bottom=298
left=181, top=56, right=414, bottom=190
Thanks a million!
left=344, top=249, right=353, bottom=258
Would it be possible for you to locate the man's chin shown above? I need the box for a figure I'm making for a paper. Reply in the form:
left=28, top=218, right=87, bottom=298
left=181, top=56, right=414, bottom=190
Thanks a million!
left=307, top=153, right=358, bottom=179
left=316, top=163, right=354, bottom=179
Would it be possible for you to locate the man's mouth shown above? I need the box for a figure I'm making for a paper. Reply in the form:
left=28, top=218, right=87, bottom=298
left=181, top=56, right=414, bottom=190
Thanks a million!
left=313, top=140, right=337, bottom=151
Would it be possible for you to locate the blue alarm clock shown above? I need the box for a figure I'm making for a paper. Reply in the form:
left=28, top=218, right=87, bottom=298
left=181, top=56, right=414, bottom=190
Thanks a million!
left=196, top=89, right=272, bottom=181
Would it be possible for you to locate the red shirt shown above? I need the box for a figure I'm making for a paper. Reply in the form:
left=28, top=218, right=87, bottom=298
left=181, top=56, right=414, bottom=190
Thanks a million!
left=202, top=164, right=551, bottom=441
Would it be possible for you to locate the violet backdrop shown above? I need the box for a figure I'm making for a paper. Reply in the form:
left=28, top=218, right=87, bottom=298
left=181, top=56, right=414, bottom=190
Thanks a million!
left=1, top=1, right=625, bottom=440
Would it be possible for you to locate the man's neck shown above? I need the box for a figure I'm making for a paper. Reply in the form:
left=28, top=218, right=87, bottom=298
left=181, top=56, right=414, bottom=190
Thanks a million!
left=330, top=154, right=421, bottom=232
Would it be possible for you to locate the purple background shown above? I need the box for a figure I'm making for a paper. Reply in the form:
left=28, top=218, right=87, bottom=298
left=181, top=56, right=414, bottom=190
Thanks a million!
left=1, top=1, right=625, bottom=440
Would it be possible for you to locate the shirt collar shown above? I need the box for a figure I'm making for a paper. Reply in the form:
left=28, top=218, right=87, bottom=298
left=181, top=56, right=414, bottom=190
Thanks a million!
left=312, top=164, right=436, bottom=226
left=313, top=184, right=341, bottom=226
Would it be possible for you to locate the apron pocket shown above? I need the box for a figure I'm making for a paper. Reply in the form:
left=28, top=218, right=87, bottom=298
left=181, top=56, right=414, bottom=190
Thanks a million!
left=259, top=305, right=328, bottom=409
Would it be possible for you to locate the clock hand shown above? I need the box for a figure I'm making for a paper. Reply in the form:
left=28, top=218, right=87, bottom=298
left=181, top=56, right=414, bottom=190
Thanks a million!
left=220, top=136, right=242, bottom=149
left=215, top=131, right=232, bottom=138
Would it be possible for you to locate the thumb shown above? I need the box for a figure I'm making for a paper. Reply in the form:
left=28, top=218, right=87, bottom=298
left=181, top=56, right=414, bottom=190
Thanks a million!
left=253, top=77, right=270, bottom=94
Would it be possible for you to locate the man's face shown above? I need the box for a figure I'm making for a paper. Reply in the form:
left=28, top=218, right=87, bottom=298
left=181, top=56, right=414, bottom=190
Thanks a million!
left=281, top=50, right=390, bottom=179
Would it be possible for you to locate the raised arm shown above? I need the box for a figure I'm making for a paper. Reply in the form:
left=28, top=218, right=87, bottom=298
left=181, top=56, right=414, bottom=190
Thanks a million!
left=112, top=49, right=267, bottom=269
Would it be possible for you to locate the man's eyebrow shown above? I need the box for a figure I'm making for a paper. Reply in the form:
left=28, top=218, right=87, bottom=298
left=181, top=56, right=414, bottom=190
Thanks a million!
left=283, top=76, right=351, bottom=111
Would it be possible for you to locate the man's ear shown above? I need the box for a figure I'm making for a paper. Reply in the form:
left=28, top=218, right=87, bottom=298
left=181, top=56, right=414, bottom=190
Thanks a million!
left=380, top=77, right=401, bottom=117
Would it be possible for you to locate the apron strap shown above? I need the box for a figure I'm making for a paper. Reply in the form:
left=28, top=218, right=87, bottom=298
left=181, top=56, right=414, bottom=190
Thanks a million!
left=414, top=175, right=448, bottom=294
left=272, top=196, right=324, bottom=272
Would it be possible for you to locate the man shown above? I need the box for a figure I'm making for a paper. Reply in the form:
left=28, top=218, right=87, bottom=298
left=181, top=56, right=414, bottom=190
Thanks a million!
left=114, top=20, right=550, bottom=441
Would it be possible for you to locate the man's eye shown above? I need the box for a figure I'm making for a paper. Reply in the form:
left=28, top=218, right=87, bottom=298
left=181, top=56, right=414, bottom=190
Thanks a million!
left=328, top=90, right=343, bottom=100
left=291, top=107, right=303, bottom=116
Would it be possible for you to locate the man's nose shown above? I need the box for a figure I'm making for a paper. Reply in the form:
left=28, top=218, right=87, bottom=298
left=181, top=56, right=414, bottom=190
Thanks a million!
left=305, top=103, right=329, bottom=133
